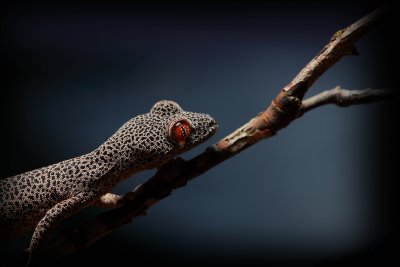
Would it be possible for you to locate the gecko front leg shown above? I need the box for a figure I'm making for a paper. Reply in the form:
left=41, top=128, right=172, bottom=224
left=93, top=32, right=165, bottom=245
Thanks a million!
left=28, top=191, right=97, bottom=264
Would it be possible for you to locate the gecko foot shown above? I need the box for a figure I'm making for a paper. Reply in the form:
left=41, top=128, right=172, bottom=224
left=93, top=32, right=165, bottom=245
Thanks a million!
left=24, top=247, right=32, bottom=267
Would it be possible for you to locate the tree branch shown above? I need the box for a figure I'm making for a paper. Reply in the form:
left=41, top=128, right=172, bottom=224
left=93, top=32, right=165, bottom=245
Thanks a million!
left=298, top=86, right=398, bottom=116
left=39, top=7, right=388, bottom=259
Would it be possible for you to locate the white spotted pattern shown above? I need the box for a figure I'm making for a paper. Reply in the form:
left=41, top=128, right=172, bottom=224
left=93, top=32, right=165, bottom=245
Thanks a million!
left=0, top=100, right=217, bottom=252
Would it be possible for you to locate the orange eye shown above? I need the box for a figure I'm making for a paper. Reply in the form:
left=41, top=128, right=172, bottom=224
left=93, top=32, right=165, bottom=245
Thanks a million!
left=170, top=120, right=192, bottom=145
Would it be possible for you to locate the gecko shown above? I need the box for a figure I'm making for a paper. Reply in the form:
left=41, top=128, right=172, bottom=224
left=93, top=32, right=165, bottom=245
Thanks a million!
left=0, top=100, right=217, bottom=259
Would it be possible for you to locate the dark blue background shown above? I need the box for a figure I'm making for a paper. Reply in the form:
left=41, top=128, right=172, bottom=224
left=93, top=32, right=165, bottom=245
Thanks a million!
left=1, top=2, right=397, bottom=266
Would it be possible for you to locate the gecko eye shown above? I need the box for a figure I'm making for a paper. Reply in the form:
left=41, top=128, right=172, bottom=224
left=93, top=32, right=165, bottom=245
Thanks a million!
left=169, top=119, right=192, bottom=146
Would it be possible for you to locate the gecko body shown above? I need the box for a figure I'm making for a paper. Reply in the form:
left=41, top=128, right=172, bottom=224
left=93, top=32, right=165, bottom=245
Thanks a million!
left=0, top=100, right=217, bottom=254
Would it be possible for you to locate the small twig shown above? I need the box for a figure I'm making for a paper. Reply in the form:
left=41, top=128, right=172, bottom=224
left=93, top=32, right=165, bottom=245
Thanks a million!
left=298, top=86, right=398, bottom=116
left=39, top=7, right=388, bottom=259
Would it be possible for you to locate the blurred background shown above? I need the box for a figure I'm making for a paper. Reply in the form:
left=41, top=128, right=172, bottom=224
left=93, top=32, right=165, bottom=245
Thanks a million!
left=1, top=2, right=397, bottom=266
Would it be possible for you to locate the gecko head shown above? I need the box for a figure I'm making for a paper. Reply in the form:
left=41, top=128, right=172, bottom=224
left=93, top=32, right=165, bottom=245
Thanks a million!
left=127, top=100, right=217, bottom=167
left=150, top=100, right=218, bottom=154
left=115, top=100, right=217, bottom=170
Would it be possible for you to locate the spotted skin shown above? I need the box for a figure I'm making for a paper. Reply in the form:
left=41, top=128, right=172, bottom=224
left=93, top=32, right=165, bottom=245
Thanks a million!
left=0, top=100, right=217, bottom=254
